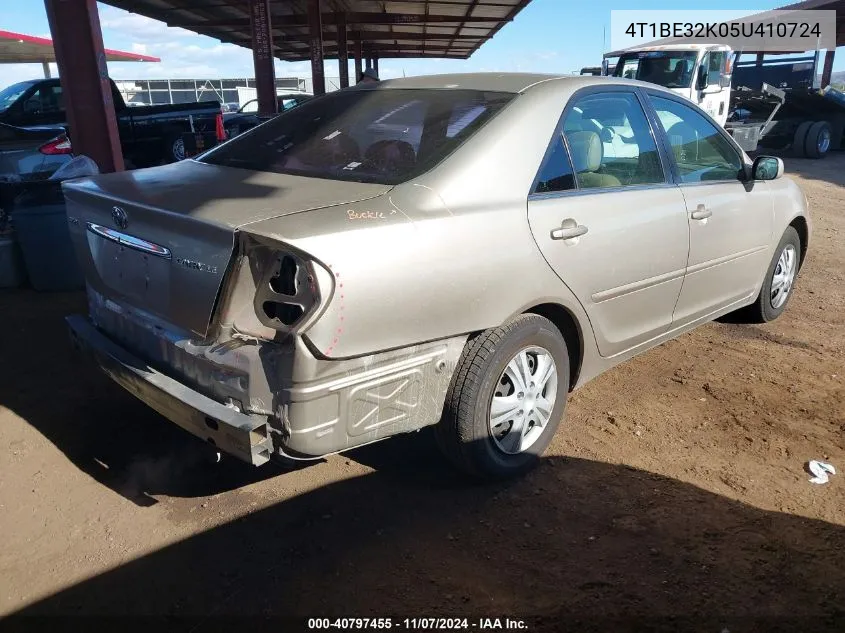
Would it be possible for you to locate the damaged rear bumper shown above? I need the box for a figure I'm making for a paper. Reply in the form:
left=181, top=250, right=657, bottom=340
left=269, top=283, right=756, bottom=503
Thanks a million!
left=66, top=314, right=273, bottom=466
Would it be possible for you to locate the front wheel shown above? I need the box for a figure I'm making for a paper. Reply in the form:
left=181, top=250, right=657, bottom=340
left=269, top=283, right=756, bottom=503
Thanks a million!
left=740, top=226, right=802, bottom=323
left=435, top=314, right=569, bottom=480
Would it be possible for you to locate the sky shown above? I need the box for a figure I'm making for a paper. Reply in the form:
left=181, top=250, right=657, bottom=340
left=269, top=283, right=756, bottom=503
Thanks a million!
left=1, top=0, right=841, bottom=87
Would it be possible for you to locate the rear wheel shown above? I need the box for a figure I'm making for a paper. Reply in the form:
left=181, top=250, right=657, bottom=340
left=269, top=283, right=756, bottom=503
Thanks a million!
left=435, top=314, right=569, bottom=480
left=739, top=227, right=801, bottom=323
left=804, top=121, right=832, bottom=159
left=792, top=121, right=812, bottom=157
left=164, top=135, right=186, bottom=163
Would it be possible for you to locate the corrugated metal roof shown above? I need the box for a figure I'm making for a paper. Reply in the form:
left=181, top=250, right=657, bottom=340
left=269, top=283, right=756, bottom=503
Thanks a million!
left=99, top=0, right=534, bottom=61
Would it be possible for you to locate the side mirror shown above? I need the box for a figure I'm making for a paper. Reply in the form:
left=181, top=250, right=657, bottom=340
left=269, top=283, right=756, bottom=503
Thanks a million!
left=752, top=155, right=784, bottom=181
left=720, top=73, right=732, bottom=88
left=696, top=66, right=708, bottom=91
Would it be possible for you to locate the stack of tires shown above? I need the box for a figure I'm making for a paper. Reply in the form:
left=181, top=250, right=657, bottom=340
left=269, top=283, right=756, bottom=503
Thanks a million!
left=793, top=120, right=832, bottom=158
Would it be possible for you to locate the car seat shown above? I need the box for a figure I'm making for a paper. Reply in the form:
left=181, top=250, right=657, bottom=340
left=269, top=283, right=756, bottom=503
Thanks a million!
left=565, top=130, right=621, bottom=188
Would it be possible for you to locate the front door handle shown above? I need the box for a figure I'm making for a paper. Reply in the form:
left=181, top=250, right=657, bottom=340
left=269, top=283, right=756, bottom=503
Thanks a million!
left=690, top=205, right=712, bottom=220
left=551, top=219, right=589, bottom=241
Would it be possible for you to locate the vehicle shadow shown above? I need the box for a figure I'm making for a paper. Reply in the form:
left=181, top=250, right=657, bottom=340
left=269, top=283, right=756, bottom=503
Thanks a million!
left=0, top=289, right=290, bottom=506
left=4, top=449, right=845, bottom=632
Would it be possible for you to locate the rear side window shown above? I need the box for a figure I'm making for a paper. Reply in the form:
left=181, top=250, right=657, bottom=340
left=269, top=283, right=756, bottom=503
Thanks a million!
left=201, top=88, right=515, bottom=185
left=561, top=92, right=664, bottom=189
left=534, top=135, right=575, bottom=194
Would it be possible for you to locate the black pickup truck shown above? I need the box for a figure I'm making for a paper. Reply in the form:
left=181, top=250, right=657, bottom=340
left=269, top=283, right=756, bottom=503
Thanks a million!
left=0, top=78, right=223, bottom=167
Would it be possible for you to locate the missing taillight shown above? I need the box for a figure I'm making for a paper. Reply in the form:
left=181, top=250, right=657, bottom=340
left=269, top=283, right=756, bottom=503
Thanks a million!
left=269, top=255, right=298, bottom=295
left=253, top=250, right=322, bottom=332
left=262, top=301, right=304, bottom=325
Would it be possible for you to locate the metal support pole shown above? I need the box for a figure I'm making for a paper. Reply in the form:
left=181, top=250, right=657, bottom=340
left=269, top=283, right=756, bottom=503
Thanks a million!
left=249, top=0, right=277, bottom=116
left=337, top=14, right=349, bottom=88
left=354, top=39, right=363, bottom=82
left=308, top=0, right=326, bottom=95
left=821, top=49, right=835, bottom=89
left=44, top=0, right=124, bottom=172
left=373, top=57, right=379, bottom=76
left=41, top=60, right=51, bottom=78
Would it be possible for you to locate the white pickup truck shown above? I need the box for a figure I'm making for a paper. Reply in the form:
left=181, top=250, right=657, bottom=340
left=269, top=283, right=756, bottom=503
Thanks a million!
left=603, top=43, right=845, bottom=159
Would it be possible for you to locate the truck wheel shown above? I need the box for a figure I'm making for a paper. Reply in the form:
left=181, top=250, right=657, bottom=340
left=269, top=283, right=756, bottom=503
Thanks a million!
left=165, top=136, right=186, bottom=163
left=804, top=121, right=832, bottom=159
left=792, top=121, right=812, bottom=157
left=435, top=314, right=569, bottom=480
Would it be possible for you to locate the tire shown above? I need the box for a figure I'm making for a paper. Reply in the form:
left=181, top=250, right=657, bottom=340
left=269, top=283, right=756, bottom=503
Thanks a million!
left=804, top=121, right=832, bottom=159
left=740, top=226, right=802, bottom=323
left=434, top=314, right=569, bottom=480
left=792, top=121, right=812, bottom=157
left=165, top=135, right=186, bottom=163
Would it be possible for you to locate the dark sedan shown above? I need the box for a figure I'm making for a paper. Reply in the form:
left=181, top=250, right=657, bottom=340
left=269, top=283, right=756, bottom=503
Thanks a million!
left=0, top=122, right=71, bottom=212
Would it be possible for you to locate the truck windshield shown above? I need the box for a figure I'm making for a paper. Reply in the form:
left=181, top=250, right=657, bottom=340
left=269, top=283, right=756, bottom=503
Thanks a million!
left=613, top=51, right=699, bottom=89
left=200, top=88, right=515, bottom=185
left=0, top=81, right=35, bottom=112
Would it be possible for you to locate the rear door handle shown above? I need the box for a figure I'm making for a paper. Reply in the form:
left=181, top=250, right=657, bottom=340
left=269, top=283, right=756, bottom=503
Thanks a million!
left=551, top=220, right=588, bottom=241
left=690, top=205, right=712, bottom=220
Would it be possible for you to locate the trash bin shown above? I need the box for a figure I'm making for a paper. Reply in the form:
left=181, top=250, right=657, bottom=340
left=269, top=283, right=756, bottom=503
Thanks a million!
left=0, top=233, right=27, bottom=288
left=11, top=181, right=83, bottom=291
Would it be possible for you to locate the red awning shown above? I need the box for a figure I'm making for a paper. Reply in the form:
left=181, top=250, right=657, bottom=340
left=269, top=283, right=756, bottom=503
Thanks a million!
left=0, top=29, right=160, bottom=64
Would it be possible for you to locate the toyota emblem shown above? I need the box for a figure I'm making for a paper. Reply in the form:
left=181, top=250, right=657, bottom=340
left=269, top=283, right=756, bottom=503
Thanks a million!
left=112, top=206, right=128, bottom=230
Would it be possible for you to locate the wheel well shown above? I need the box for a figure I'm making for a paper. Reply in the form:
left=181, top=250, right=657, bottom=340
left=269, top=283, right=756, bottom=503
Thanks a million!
left=524, top=303, right=583, bottom=391
left=789, top=216, right=809, bottom=269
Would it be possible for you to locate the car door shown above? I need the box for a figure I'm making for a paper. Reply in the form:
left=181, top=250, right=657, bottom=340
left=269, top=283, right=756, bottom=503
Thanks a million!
left=646, top=92, right=773, bottom=325
left=527, top=88, right=690, bottom=358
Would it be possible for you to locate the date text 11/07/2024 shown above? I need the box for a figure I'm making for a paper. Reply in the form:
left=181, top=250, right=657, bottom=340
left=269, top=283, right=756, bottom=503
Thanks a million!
left=307, top=618, right=529, bottom=630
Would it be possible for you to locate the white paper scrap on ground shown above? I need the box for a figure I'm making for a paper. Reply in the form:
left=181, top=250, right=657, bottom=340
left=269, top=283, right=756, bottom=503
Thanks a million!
left=807, top=460, right=836, bottom=485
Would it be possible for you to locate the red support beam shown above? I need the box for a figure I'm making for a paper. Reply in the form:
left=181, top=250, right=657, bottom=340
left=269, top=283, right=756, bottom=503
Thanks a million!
left=249, top=0, right=277, bottom=116
left=821, top=49, right=836, bottom=88
left=309, top=0, right=326, bottom=95
left=44, top=0, right=123, bottom=173
left=337, top=14, right=349, bottom=89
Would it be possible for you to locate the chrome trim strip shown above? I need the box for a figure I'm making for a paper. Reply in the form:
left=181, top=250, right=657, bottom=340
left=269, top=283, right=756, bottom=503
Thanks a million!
left=87, top=223, right=172, bottom=259
left=591, top=267, right=686, bottom=303
left=685, top=245, right=768, bottom=275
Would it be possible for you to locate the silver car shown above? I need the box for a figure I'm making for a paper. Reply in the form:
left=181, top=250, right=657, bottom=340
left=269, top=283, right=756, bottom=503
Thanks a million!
left=64, top=74, right=810, bottom=479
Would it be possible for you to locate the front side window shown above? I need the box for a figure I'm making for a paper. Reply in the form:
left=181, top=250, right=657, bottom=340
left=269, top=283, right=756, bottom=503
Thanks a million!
left=613, top=51, right=699, bottom=89
left=650, top=95, right=742, bottom=183
left=201, top=89, right=514, bottom=185
left=561, top=92, right=664, bottom=189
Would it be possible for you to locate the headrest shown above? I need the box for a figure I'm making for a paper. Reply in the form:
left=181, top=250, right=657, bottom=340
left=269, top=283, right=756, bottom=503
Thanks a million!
left=566, top=130, right=603, bottom=173
left=364, top=140, right=416, bottom=175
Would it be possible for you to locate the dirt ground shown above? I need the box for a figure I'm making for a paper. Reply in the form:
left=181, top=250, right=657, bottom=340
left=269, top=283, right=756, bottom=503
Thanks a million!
left=0, top=155, right=844, bottom=632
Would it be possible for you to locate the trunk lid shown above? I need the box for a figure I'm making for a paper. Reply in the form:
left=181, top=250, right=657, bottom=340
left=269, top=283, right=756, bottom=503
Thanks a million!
left=64, top=160, right=390, bottom=338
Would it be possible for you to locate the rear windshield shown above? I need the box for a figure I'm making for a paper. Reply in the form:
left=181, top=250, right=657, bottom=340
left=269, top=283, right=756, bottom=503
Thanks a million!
left=200, top=88, right=515, bottom=185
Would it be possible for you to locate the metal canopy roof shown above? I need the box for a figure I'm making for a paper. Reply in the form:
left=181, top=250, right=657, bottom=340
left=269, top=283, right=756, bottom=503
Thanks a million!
left=0, top=29, right=161, bottom=64
left=779, top=0, right=845, bottom=46
left=99, top=0, right=533, bottom=61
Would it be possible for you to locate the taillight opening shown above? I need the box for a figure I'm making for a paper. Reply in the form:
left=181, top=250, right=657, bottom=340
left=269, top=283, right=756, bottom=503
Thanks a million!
left=39, top=135, right=73, bottom=155
left=254, top=250, right=321, bottom=332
